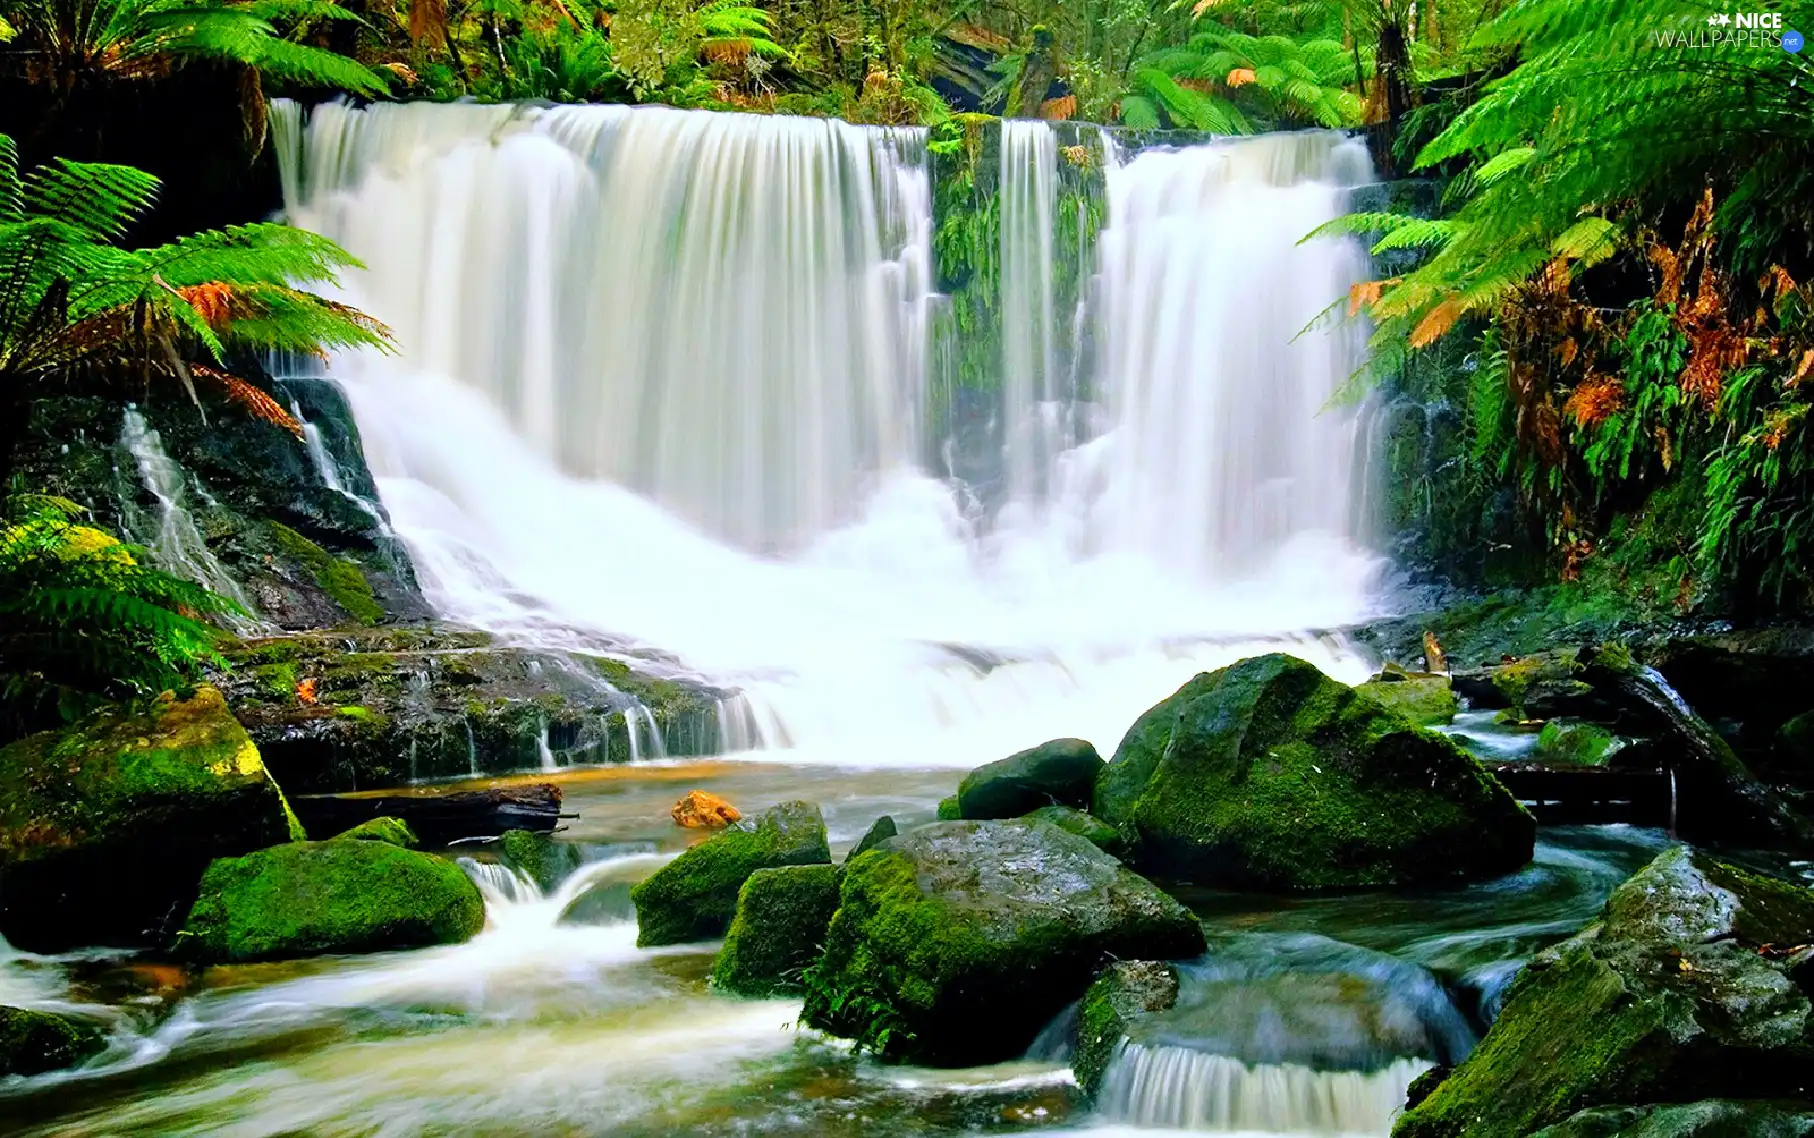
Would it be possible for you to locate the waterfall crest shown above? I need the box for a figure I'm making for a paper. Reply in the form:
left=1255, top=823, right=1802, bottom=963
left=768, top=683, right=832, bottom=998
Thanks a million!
left=1096, top=1044, right=1426, bottom=1134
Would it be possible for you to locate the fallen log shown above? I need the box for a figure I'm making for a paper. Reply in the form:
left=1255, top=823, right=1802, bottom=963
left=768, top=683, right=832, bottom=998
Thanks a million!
left=292, top=783, right=563, bottom=847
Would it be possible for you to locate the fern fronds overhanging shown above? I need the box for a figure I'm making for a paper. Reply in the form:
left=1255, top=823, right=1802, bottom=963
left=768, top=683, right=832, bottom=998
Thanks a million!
left=1120, top=29, right=1366, bottom=131
left=0, top=493, right=239, bottom=736
left=0, top=132, right=392, bottom=482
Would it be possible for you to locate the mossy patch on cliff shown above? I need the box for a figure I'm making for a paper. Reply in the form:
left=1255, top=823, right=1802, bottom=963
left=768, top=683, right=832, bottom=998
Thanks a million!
left=268, top=522, right=383, bottom=626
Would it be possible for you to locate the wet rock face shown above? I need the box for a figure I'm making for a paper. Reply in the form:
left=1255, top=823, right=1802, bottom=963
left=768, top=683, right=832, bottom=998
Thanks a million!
left=0, top=687, right=302, bottom=953
left=1395, top=846, right=1814, bottom=1138
left=802, top=818, right=1206, bottom=1067
left=0, top=1006, right=107, bottom=1077
left=1530, top=1101, right=1814, bottom=1138
left=1095, top=653, right=1535, bottom=891
left=631, top=801, right=831, bottom=947
left=175, top=837, right=487, bottom=963
left=216, top=626, right=736, bottom=792
left=955, top=738, right=1104, bottom=819
left=1073, top=960, right=1180, bottom=1096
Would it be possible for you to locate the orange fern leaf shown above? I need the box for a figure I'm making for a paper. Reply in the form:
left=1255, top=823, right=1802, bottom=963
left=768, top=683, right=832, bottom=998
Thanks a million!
left=193, top=366, right=304, bottom=438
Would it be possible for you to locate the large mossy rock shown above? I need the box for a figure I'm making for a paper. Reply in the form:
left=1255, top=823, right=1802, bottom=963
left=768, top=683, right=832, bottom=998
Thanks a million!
left=1395, top=846, right=1814, bottom=1138
left=1073, top=960, right=1180, bottom=1096
left=0, top=1006, right=107, bottom=1077
left=1531, top=1102, right=1814, bottom=1138
left=0, top=687, right=304, bottom=952
left=631, top=800, right=830, bottom=946
left=1356, top=674, right=1459, bottom=727
left=1095, top=654, right=1534, bottom=890
left=955, top=738, right=1103, bottom=818
left=712, top=864, right=842, bottom=997
left=175, top=837, right=486, bottom=962
left=801, top=818, right=1205, bottom=1067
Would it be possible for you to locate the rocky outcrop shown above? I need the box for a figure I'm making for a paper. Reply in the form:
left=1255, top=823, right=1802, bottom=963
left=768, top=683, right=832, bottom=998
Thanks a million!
left=175, top=836, right=486, bottom=962
left=712, top=863, right=842, bottom=997
left=802, top=818, right=1205, bottom=1066
left=0, top=687, right=303, bottom=952
left=1530, top=1102, right=1814, bottom=1137
left=0, top=1006, right=107, bottom=1077
left=218, top=626, right=736, bottom=791
left=631, top=801, right=831, bottom=946
left=1095, top=654, right=1534, bottom=890
left=1395, top=846, right=1814, bottom=1138
left=1356, top=672, right=1459, bottom=726
left=954, top=738, right=1103, bottom=819
left=1073, top=960, right=1180, bottom=1096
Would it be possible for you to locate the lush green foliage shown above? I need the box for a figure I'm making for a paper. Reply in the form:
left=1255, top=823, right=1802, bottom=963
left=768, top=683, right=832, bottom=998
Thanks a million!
left=0, top=494, right=235, bottom=729
left=1121, top=31, right=1363, bottom=131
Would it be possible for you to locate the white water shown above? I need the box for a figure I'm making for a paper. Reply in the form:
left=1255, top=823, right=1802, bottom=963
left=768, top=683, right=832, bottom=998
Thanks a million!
left=1097, top=1044, right=1426, bottom=1136
left=272, top=102, right=1382, bottom=769
left=999, top=119, right=1064, bottom=503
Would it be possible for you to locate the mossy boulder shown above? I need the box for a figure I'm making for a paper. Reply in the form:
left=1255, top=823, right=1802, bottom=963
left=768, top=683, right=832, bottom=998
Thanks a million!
left=847, top=815, right=898, bottom=862
left=1536, top=720, right=1620, bottom=767
left=175, top=838, right=486, bottom=962
left=802, top=818, right=1205, bottom=1067
left=712, top=864, right=843, bottom=997
left=1096, top=654, right=1534, bottom=890
left=630, top=801, right=830, bottom=946
left=336, top=816, right=417, bottom=847
left=1025, top=805, right=1120, bottom=852
left=1530, top=1102, right=1814, bottom=1138
left=955, top=738, right=1103, bottom=818
left=1395, top=847, right=1814, bottom=1138
left=0, top=687, right=304, bottom=952
left=1356, top=674, right=1459, bottom=726
left=1073, top=960, right=1180, bottom=1096
left=936, top=795, right=962, bottom=821
left=0, top=1006, right=107, bottom=1077
left=499, top=829, right=582, bottom=892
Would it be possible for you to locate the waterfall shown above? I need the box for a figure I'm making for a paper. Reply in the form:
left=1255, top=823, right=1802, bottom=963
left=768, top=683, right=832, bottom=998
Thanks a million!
left=1087, top=131, right=1374, bottom=580
left=1096, top=1044, right=1427, bottom=1134
left=274, top=102, right=1382, bottom=768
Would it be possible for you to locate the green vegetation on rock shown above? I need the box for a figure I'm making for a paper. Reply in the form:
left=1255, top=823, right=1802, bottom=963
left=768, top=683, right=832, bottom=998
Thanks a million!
left=955, top=737, right=1103, bottom=819
left=268, top=523, right=384, bottom=626
left=1023, top=805, right=1119, bottom=853
left=1530, top=1101, right=1814, bottom=1138
left=1072, top=960, right=1180, bottom=1097
left=1099, top=654, right=1534, bottom=890
left=847, top=815, right=898, bottom=862
left=499, top=829, right=582, bottom=892
left=631, top=801, right=830, bottom=947
left=0, top=686, right=301, bottom=951
left=1355, top=675, right=1459, bottom=727
left=713, top=864, right=843, bottom=997
left=334, top=816, right=417, bottom=848
left=1535, top=720, right=1618, bottom=767
left=176, top=837, right=485, bottom=963
left=802, top=818, right=1204, bottom=1066
left=936, top=796, right=962, bottom=821
left=0, top=1005, right=106, bottom=1077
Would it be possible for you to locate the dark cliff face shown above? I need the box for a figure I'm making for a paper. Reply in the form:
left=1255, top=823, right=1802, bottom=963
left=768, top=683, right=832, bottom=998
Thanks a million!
left=11, top=366, right=430, bottom=631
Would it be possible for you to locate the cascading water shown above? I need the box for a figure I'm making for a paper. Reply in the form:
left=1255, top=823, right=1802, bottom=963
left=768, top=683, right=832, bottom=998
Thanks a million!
left=998, top=120, right=1064, bottom=504
left=272, top=100, right=1382, bottom=768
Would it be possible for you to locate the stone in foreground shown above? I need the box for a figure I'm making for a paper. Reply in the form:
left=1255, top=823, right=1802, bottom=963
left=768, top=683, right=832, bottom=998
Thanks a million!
left=175, top=838, right=486, bottom=962
left=802, top=818, right=1205, bottom=1066
left=713, top=864, right=842, bottom=996
left=1072, top=960, right=1180, bottom=1096
left=956, top=738, right=1103, bottom=819
left=1395, top=846, right=1814, bottom=1138
left=1097, top=654, right=1533, bottom=890
left=631, top=800, right=830, bottom=946
left=0, top=687, right=303, bottom=952
left=0, top=1006, right=107, bottom=1077
left=1530, top=1102, right=1814, bottom=1137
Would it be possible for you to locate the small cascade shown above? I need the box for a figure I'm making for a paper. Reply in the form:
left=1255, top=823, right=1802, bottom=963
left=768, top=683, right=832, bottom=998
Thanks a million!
left=1096, top=1044, right=1428, bottom=1134
left=461, top=858, right=541, bottom=906
left=285, top=389, right=392, bottom=532
left=117, top=408, right=263, bottom=631
left=536, top=718, right=559, bottom=771
left=998, top=120, right=1063, bottom=504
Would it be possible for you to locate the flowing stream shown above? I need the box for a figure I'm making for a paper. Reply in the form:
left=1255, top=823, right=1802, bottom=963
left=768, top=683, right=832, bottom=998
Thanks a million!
left=0, top=104, right=1634, bottom=1136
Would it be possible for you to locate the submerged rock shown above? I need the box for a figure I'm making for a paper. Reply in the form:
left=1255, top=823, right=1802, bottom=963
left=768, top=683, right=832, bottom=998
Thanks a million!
left=672, top=790, right=740, bottom=829
left=0, top=1006, right=107, bottom=1077
left=175, top=839, right=486, bottom=962
left=802, top=818, right=1205, bottom=1066
left=713, top=864, right=842, bottom=997
left=336, top=816, right=417, bottom=848
left=1073, top=960, right=1180, bottom=1096
left=1531, top=1102, right=1814, bottom=1138
left=1395, top=846, right=1814, bottom=1138
left=499, top=829, right=582, bottom=892
left=1024, top=805, right=1120, bottom=852
left=0, top=687, right=303, bottom=952
left=955, top=738, right=1103, bottom=818
left=631, top=801, right=830, bottom=946
left=1096, top=654, right=1534, bottom=890
left=1356, top=674, right=1459, bottom=726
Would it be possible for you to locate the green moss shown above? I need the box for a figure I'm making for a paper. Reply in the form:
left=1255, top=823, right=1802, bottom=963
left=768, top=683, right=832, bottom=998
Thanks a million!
left=1121, top=655, right=1534, bottom=890
left=847, top=815, right=898, bottom=862
left=335, top=705, right=374, bottom=721
left=1093, top=670, right=1225, bottom=838
left=499, top=829, right=582, bottom=892
left=713, top=864, right=843, bottom=997
left=936, top=795, right=962, bottom=820
left=334, top=816, right=417, bottom=848
left=250, top=662, right=300, bottom=704
left=1073, top=961, right=1179, bottom=1096
left=1356, top=675, right=1460, bottom=726
left=1535, top=720, right=1617, bottom=766
left=956, top=738, right=1103, bottom=818
left=267, top=521, right=383, bottom=626
left=175, top=839, right=485, bottom=962
left=1024, top=805, right=1119, bottom=852
left=0, top=1006, right=107, bottom=1077
left=630, top=801, right=831, bottom=947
